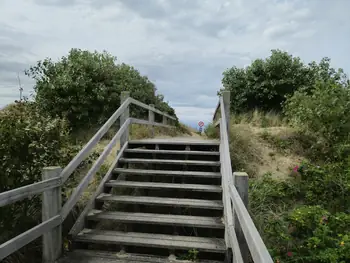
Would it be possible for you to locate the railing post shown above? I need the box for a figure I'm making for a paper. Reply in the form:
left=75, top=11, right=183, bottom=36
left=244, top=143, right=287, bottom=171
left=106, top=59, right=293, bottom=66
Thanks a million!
left=42, top=167, right=62, bottom=263
left=233, top=172, right=249, bottom=263
left=222, top=91, right=231, bottom=135
left=149, top=104, right=155, bottom=138
left=120, top=91, right=130, bottom=147
left=162, top=115, right=167, bottom=125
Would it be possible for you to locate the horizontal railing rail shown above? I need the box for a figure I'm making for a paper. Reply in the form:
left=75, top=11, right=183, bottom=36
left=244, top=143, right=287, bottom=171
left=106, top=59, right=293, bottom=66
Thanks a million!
left=0, top=91, right=176, bottom=263
left=214, top=91, right=273, bottom=263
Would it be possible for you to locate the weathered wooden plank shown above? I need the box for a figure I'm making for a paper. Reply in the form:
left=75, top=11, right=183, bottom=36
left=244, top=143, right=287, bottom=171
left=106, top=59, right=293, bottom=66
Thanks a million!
left=0, top=215, right=61, bottom=261
left=229, top=185, right=273, bottom=263
left=61, top=119, right=131, bottom=220
left=228, top=225, right=244, bottom=263
left=125, top=149, right=219, bottom=155
left=87, top=211, right=224, bottom=229
left=42, top=167, right=62, bottom=263
left=75, top=229, right=226, bottom=253
left=0, top=177, right=61, bottom=207
left=69, top=143, right=128, bottom=237
left=119, top=158, right=220, bottom=166
left=130, top=118, right=172, bottom=128
left=96, top=194, right=223, bottom=210
left=58, top=249, right=223, bottom=263
left=129, top=98, right=176, bottom=120
left=120, top=91, right=130, bottom=148
left=60, top=98, right=131, bottom=184
left=213, top=100, right=221, bottom=121
left=129, top=140, right=219, bottom=146
left=105, top=180, right=222, bottom=192
left=113, top=168, right=221, bottom=178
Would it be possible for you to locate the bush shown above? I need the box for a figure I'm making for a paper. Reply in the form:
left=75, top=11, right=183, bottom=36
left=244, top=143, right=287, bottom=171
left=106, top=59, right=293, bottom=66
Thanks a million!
left=0, top=102, right=70, bottom=261
left=250, top=162, right=350, bottom=262
left=26, top=49, right=176, bottom=131
left=284, top=81, right=350, bottom=159
left=204, top=122, right=218, bottom=138
left=222, top=50, right=348, bottom=113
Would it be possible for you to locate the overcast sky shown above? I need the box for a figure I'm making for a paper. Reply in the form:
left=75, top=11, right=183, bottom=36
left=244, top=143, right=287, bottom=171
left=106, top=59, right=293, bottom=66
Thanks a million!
left=0, top=0, right=349, bottom=126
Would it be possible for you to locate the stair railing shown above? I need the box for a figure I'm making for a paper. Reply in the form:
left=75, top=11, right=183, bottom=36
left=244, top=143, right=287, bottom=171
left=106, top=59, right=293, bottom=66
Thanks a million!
left=0, top=91, right=176, bottom=263
left=213, top=91, right=273, bottom=263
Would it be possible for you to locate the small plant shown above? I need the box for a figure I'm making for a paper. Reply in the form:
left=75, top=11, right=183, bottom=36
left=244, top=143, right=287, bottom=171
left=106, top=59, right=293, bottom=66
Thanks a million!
left=176, top=249, right=199, bottom=261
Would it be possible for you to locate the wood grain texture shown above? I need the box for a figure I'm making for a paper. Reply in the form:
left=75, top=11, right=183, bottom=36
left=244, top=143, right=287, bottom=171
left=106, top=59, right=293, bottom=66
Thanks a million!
left=61, top=119, right=131, bottom=220
left=96, top=194, right=223, bottom=209
left=119, top=158, right=220, bottom=166
left=0, top=215, right=61, bottom=261
left=87, top=211, right=224, bottom=229
left=0, top=177, right=60, bottom=207
left=69, top=143, right=128, bottom=237
left=75, top=229, right=226, bottom=253
left=125, top=148, right=219, bottom=155
left=105, top=180, right=222, bottom=192
left=129, top=98, right=176, bottom=120
left=113, top=168, right=221, bottom=178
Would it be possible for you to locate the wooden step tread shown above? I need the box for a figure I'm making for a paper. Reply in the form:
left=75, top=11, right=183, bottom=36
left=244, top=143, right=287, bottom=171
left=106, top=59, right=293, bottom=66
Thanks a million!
left=87, top=211, right=224, bottom=229
left=129, top=140, right=220, bottom=146
left=125, top=149, right=219, bottom=155
left=59, top=250, right=223, bottom=263
left=96, top=194, right=223, bottom=209
left=105, top=180, right=222, bottom=192
left=120, top=158, right=220, bottom=166
left=75, top=229, right=226, bottom=253
left=113, top=168, right=221, bottom=178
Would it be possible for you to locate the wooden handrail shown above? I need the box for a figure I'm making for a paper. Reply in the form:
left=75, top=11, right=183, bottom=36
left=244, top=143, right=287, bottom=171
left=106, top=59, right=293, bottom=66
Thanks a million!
left=215, top=91, right=273, bottom=263
left=0, top=94, right=176, bottom=262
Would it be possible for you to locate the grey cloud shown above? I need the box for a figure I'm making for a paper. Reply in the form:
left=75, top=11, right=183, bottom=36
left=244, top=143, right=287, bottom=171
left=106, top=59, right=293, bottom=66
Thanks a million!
left=33, top=0, right=79, bottom=7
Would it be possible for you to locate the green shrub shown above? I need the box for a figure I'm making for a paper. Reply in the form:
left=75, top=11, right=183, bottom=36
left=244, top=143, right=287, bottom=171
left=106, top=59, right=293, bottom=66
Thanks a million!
left=284, top=81, right=350, bottom=160
left=222, top=50, right=347, bottom=113
left=250, top=162, right=350, bottom=262
left=26, top=49, right=176, bottom=131
left=204, top=122, right=218, bottom=138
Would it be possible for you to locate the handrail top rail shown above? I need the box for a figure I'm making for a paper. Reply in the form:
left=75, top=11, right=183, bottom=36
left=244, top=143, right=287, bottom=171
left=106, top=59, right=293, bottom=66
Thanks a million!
left=217, top=92, right=273, bottom=263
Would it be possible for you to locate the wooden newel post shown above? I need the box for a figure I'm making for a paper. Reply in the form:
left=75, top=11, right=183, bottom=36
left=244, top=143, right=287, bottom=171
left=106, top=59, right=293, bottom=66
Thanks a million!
left=42, top=167, right=62, bottom=263
left=233, top=172, right=249, bottom=263
left=149, top=104, right=155, bottom=138
left=162, top=115, right=167, bottom=125
left=222, top=91, right=230, bottom=136
left=120, top=91, right=130, bottom=147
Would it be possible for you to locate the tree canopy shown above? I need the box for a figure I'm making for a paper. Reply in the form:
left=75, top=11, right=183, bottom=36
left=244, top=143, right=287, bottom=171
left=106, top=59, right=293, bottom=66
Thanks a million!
left=25, top=48, right=175, bottom=130
left=222, top=49, right=348, bottom=113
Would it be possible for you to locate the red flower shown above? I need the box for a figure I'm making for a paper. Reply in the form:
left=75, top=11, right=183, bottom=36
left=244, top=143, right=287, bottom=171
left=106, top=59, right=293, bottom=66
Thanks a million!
left=293, top=166, right=299, bottom=172
left=287, top=251, right=293, bottom=257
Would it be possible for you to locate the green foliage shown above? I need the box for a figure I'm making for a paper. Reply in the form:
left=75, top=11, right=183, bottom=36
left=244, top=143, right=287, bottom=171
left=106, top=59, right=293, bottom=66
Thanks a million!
left=222, top=50, right=348, bottom=113
left=285, top=81, right=350, bottom=160
left=204, top=122, right=219, bottom=138
left=176, top=249, right=199, bottom=261
left=250, top=162, right=350, bottom=262
left=26, top=48, right=175, bottom=131
left=0, top=101, right=96, bottom=263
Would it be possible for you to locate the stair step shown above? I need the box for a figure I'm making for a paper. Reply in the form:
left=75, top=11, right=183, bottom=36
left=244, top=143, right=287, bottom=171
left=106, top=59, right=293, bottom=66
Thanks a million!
left=76, top=229, right=226, bottom=253
left=120, top=158, right=220, bottom=166
left=87, top=211, right=224, bottom=229
left=96, top=194, right=223, bottom=209
left=113, top=168, right=221, bottom=178
left=59, top=250, right=223, bottom=263
left=105, top=181, right=222, bottom=192
left=125, top=149, right=219, bottom=155
left=129, top=140, right=220, bottom=146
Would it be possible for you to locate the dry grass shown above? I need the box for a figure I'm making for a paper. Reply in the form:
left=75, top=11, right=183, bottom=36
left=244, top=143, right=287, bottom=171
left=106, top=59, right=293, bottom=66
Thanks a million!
left=229, top=111, right=306, bottom=179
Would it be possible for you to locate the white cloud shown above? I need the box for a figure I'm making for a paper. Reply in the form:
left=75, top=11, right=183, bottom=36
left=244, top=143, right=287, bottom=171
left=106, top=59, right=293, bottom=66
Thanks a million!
left=0, top=0, right=349, bottom=124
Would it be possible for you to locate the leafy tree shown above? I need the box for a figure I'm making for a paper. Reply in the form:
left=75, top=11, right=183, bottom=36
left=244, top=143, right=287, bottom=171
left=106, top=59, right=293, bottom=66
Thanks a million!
left=284, top=81, right=350, bottom=159
left=26, top=49, right=175, bottom=131
left=222, top=50, right=348, bottom=113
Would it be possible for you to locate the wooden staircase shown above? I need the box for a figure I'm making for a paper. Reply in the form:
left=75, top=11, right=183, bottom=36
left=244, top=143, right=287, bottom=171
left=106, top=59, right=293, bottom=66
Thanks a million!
left=61, top=139, right=226, bottom=262
left=0, top=91, right=273, bottom=263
